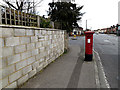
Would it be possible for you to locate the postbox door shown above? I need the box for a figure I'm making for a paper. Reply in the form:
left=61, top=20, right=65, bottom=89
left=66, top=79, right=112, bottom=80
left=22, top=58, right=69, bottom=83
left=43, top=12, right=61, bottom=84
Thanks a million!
left=85, top=34, right=93, bottom=55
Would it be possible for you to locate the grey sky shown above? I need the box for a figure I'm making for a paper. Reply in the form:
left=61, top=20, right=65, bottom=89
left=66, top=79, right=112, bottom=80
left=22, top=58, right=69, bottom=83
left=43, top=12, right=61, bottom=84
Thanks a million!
left=77, top=0, right=119, bottom=30
left=37, top=0, right=119, bottom=30
left=0, top=0, right=119, bottom=30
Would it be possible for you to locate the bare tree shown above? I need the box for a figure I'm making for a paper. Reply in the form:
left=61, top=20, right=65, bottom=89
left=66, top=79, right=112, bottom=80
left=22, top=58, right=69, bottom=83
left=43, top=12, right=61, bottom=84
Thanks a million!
left=3, top=0, right=43, bottom=14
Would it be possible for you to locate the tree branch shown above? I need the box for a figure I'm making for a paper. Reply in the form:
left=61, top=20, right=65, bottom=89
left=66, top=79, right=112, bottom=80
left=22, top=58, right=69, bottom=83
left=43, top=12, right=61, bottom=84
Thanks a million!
left=6, top=1, right=17, bottom=10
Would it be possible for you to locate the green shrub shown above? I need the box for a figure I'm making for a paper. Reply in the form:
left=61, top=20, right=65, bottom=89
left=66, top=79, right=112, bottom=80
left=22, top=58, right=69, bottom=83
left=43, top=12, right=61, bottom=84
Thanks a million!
left=40, top=17, right=52, bottom=28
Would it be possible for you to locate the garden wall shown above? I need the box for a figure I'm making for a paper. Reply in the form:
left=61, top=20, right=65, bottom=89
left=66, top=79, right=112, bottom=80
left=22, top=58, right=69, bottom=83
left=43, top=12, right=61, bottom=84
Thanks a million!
left=0, top=25, right=66, bottom=89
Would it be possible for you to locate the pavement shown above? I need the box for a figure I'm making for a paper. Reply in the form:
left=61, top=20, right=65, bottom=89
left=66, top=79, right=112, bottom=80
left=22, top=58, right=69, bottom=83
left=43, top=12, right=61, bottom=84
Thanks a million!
left=21, top=36, right=97, bottom=88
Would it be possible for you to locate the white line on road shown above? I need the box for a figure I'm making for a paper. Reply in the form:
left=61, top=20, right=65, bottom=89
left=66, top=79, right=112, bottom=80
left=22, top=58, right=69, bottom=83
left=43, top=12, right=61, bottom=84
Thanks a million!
left=93, top=50, right=110, bottom=88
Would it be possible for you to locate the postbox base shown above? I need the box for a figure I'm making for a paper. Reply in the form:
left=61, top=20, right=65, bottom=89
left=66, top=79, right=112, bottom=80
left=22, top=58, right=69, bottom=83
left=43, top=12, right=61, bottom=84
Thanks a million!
left=85, top=54, right=93, bottom=61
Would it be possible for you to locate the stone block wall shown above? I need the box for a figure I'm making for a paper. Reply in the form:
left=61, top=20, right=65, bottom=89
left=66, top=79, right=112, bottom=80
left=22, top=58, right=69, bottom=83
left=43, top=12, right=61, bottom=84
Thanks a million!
left=64, top=31, right=69, bottom=51
left=0, top=25, right=65, bottom=89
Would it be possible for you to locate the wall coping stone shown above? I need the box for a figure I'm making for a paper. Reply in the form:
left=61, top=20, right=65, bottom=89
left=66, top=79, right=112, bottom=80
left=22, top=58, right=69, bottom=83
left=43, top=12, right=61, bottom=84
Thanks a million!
left=0, top=25, right=66, bottom=31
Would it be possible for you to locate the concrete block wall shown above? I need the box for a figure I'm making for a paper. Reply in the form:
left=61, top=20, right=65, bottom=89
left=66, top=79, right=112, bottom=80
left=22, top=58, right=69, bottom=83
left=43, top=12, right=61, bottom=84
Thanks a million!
left=0, top=25, right=65, bottom=89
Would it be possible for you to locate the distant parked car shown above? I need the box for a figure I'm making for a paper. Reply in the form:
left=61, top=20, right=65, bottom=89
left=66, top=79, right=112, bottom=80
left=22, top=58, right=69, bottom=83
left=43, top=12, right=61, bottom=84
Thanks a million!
left=100, top=32, right=104, bottom=34
left=117, top=26, right=120, bottom=36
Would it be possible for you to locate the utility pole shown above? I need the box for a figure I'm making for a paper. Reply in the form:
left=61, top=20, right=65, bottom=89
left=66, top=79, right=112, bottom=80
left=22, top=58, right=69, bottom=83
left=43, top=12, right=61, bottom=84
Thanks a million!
left=86, top=20, right=87, bottom=31
left=118, top=1, right=120, bottom=25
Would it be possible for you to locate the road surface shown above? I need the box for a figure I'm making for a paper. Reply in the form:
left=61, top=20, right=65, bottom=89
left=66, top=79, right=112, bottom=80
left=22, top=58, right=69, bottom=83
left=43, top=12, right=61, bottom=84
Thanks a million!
left=94, top=34, right=118, bottom=88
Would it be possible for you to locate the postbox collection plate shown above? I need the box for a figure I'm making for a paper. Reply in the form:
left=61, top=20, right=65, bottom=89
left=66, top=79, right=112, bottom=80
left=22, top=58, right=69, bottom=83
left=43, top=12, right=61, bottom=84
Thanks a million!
left=87, top=39, right=90, bottom=43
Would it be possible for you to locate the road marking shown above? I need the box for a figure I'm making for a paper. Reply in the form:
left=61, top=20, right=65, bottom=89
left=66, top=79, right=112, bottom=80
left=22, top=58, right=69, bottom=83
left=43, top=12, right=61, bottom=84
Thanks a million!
left=93, top=50, right=110, bottom=88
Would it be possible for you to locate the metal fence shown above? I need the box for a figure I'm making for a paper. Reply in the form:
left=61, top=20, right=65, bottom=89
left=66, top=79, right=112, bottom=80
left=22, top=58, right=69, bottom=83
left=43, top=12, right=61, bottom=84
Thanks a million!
left=0, top=5, right=40, bottom=27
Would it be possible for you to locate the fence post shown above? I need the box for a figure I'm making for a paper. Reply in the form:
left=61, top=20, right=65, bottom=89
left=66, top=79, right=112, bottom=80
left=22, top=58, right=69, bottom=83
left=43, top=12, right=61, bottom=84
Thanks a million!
left=51, top=21, right=54, bottom=28
left=30, top=14, right=31, bottom=27
left=14, top=9, right=16, bottom=25
left=5, top=7, right=7, bottom=24
left=37, top=16, right=40, bottom=27
left=18, top=11, right=20, bottom=25
left=21, top=12, right=23, bottom=25
left=0, top=6, right=2, bottom=24
left=10, top=8, right=12, bottom=25
left=24, top=12, right=26, bottom=26
left=27, top=14, right=29, bottom=26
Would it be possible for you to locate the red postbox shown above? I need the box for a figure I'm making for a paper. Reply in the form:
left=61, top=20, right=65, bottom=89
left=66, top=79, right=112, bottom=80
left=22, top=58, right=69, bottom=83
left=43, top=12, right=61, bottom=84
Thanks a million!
left=84, top=31, right=94, bottom=61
